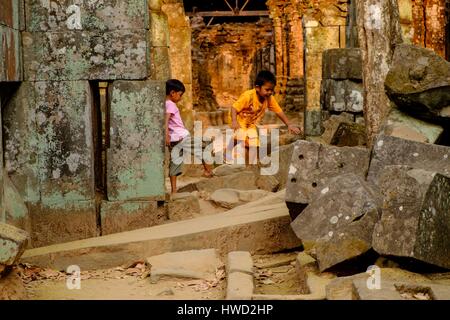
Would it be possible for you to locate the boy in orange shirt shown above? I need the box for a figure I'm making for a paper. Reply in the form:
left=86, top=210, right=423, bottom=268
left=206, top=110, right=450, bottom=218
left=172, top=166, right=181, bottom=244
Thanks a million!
left=228, top=70, right=301, bottom=163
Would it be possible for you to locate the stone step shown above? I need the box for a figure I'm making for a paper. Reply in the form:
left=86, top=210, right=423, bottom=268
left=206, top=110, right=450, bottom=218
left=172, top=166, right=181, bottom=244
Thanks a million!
left=21, top=203, right=300, bottom=270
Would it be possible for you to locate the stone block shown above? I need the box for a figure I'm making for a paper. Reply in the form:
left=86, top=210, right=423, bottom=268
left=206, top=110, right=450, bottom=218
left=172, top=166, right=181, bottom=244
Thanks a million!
left=107, top=80, right=166, bottom=201
left=210, top=189, right=271, bottom=209
left=321, top=113, right=354, bottom=144
left=29, top=201, right=97, bottom=247
left=35, top=81, right=95, bottom=204
left=0, top=25, right=22, bottom=81
left=2, top=82, right=40, bottom=204
left=149, top=11, right=169, bottom=47
left=326, top=273, right=368, bottom=300
left=385, top=44, right=450, bottom=122
left=3, top=174, right=30, bottom=234
left=321, top=79, right=363, bottom=113
left=23, top=30, right=149, bottom=81
left=212, top=164, right=249, bottom=177
left=168, top=193, right=200, bottom=221
left=101, top=201, right=167, bottom=235
left=256, top=175, right=280, bottom=192
left=367, top=135, right=450, bottom=185
left=0, top=223, right=29, bottom=266
left=25, top=0, right=147, bottom=31
left=227, top=251, right=253, bottom=275
left=148, top=46, right=171, bottom=81
left=147, top=249, right=223, bottom=282
left=330, top=122, right=367, bottom=147
left=0, top=0, right=21, bottom=29
left=372, top=166, right=450, bottom=269
left=295, top=252, right=318, bottom=293
left=286, top=140, right=370, bottom=205
left=304, top=109, right=323, bottom=136
left=291, top=174, right=381, bottom=272
left=183, top=171, right=258, bottom=194
left=322, top=48, right=362, bottom=80
left=381, top=108, right=444, bottom=144
left=226, top=272, right=254, bottom=300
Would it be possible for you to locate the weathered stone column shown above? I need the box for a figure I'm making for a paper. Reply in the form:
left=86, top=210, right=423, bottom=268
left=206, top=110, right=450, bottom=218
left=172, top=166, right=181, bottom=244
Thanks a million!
left=356, top=0, right=403, bottom=145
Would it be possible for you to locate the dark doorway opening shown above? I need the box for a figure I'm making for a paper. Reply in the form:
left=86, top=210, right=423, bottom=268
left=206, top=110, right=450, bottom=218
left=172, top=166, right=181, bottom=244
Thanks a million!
left=90, top=81, right=111, bottom=235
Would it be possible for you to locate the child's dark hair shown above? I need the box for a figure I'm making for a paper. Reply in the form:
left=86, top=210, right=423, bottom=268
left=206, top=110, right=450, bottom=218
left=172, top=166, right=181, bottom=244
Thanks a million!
left=166, top=79, right=185, bottom=95
left=255, top=70, right=276, bottom=87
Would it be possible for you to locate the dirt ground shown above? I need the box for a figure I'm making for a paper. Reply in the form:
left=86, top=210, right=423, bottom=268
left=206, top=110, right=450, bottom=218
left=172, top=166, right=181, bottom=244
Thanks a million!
left=22, top=252, right=303, bottom=300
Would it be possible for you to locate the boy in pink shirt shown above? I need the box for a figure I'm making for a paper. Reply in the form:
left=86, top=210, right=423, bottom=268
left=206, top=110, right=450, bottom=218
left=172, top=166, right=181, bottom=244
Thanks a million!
left=166, top=79, right=212, bottom=193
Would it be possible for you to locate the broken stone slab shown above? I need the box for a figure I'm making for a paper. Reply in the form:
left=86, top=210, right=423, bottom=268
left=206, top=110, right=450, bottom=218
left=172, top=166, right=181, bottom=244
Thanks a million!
left=321, top=79, right=363, bottom=113
left=210, top=189, right=271, bottom=209
left=23, top=30, right=149, bottom=81
left=168, top=193, right=200, bottom=222
left=25, top=0, right=148, bottom=32
left=372, top=166, right=450, bottom=269
left=147, top=249, right=223, bottom=282
left=0, top=223, right=29, bottom=266
left=101, top=201, right=168, bottom=235
left=226, top=271, right=254, bottom=300
left=107, top=80, right=166, bottom=201
left=380, top=108, right=444, bottom=144
left=291, top=174, right=381, bottom=272
left=385, top=44, right=450, bottom=122
left=2, top=174, right=30, bottom=234
left=227, top=251, right=253, bottom=275
left=285, top=140, right=370, bottom=206
left=322, top=48, right=362, bottom=80
left=330, top=122, right=367, bottom=147
left=321, top=113, right=355, bottom=144
left=367, top=135, right=450, bottom=186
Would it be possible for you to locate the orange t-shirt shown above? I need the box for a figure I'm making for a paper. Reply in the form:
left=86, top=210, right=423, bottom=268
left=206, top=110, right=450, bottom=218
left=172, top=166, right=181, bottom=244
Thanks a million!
left=230, top=89, right=282, bottom=130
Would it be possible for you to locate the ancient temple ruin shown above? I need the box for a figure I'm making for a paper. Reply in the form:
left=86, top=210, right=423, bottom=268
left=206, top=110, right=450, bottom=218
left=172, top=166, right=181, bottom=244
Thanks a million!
left=0, top=0, right=449, bottom=301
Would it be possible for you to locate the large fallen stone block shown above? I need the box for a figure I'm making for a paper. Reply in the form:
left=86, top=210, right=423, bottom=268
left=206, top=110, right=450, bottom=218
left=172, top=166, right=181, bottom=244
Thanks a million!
left=322, top=48, right=362, bottom=80
left=25, top=0, right=147, bottom=32
left=286, top=140, right=370, bottom=206
left=210, top=189, right=271, bottom=209
left=380, top=108, right=444, bottom=144
left=259, top=143, right=295, bottom=190
left=0, top=223, right=29, bottom=266
left=372, top=165, right=450, bottom=269
left=23, top=30, right=149, bottom=81
left=385, top=44, right=450, bottom=122
left=291, top=174, right=381, bottom=271
left=321, top=113, right=355, bottom=144
left=107, top=80, right=166, bottom=201
left=367, top=135, right=450, bottom=185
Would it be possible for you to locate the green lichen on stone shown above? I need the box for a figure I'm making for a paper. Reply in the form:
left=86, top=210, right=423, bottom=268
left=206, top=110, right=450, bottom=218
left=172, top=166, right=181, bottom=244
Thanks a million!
left=65, top=48, right=89, bottom=80
left=127, top=0, right=145, bottom=17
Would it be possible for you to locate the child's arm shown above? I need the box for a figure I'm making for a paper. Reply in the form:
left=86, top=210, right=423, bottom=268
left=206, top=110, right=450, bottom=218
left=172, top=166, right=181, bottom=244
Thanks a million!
left=231, top=107, right=240, bottom=130
left=275, top=111, right=302, bottom=135
left=165, top=113, right=171, bottom=146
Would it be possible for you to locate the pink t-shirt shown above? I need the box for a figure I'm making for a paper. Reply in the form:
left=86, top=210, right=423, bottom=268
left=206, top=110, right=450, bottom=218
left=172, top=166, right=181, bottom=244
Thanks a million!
left=166, top=100, right=189, bottom=142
